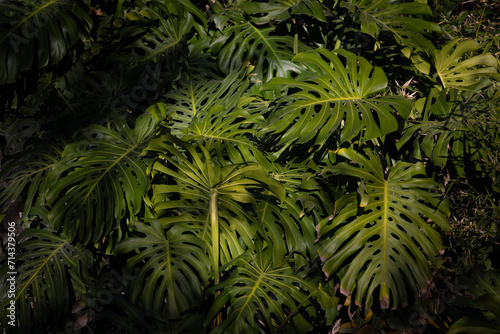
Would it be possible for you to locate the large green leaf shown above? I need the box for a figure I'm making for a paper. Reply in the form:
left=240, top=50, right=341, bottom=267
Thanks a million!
left=256, top=163, right=328, bottom=268
left=431, top=39, right=500, bottom=89
left=398, top=87, right=500, bottom=174
left=115, top=220, right=210, bottom=320
left=146, top=136, right=285, bottom=265
left=0, top=117, right=40, bottom=155
left=164, top=70, right=247, bottom=136
left=447, top=266, right=500, bottom=333
left=0, top=0, right=92, bottom=83
left=0, top=229, right=92, bottom=333
left=0, top=139, right=65, bottom=224
left=397, top=89, right=464, bottom=169
left=465, top=266, right=500, bottom=300
left=125, top=1, right=196, bottom=63
left=46, top=110, right=162, bottom=244
left=212, top=21, right=307, bottom=82
left=447, top=317, right=500, bottom=334
left=242, top=0, right=327, bottom=24
left=263, top=48, right=412, bottom=148
left=318, top=148, right=450, bottom=309
left=183, top=96, right=273, bottom=168
left=341, top=0, right=439, bottom=51
left=257, top=193, right=318, bottom=269
left=205, top=251, right=337, bottom=334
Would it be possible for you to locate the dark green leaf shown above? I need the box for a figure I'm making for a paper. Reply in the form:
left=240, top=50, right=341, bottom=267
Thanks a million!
left=318, top=148, right=450, bottom=309
left=206, top=252, right=336, bottom=334
left=0, top=229, right=92, bottom=331
left=116, top=220, right=210, bottom=319
left=0, top=0, right=92, bottom=83
left=46, top=111, right=159, bottom=244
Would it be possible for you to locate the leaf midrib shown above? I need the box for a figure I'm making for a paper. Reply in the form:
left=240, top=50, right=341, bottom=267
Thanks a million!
left=238, top=271, right=264, bottom=319
left=382, top=180, right=389, bottom=293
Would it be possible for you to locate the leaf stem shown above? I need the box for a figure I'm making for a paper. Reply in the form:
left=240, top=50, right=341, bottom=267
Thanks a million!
left=210, top=188, right=222, bottom=324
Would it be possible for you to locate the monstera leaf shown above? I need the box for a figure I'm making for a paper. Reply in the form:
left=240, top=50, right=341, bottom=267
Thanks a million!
left=464, top=266, right=500, bottom=300
left=125, top=1, right=196, bottom=62
left=397, top=89, right=464, bottom=169
left=205, top=251, right=337, bottom=334
left=212, top=21, right=308, bottom=82
left=242, top=0, right=327, bottom=24
left=318, top=148, right=450, bottom=309
left=263, top=48, right=412, bottom=148
left=0, top=139, right=65, bottom=224
left=447, top=317, right=500, bottom=334
left=431, top=39, right=500, bottom=89
left=146, top=135, right=285, bottom=283
left=188, top=109, right=266, bottom=162
left=164, top=70, right=247, bottom=136
left=115, top=220, right=210, bottom=320
left=0, top=0, right=92, bottom=83
left=183, top=93, right=274, bottom=168
left=0, top=117, right=40, bottom=155
left=122, top=0, right=207, bottom=63
left=341, top=0, right=439, bottom=51
left=46, top=109, right=163, bottom=244
left=0, top=229, right=92, bottom=332
left=448, top=266, right=500, bottom=334
left=398, top=87, right=500, bottom=174
left=256, top=163, right=328, bottom=268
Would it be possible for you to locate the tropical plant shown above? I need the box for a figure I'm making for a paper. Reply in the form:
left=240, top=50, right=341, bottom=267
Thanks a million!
left=447, top=266, right=500, bottom=334
left=318, top=147, right=450, bottom=310
left=0, top=0, right=499, bottom=333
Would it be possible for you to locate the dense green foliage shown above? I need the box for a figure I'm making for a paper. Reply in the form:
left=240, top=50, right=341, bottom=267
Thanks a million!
left=0, top=0, right=499, bottom=333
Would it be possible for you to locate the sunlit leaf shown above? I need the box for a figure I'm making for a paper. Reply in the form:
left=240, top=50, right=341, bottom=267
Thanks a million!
left=432, top=39, right=500, bottom=89
left=147, top=136, right=285, bottom=264
left=164, top=70, right=247, bottom=136
left=212, top=21, right=308, bottom=82
left=263, top=48, right=412, bottom=148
